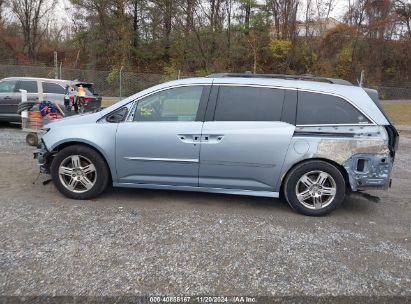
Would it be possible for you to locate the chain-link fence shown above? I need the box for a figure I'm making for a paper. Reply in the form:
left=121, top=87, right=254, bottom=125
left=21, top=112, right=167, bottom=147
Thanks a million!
left=0, top=64, right=410, bottom=99
left=0, top=64, right=165, bottom=97
left=373, top=86, right=411, bottom=100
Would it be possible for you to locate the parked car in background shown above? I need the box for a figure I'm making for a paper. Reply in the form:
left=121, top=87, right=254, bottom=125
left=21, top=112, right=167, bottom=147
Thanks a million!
left=34, top=73, right=398, bottom=216
left=0, top=77, right=102, bottom=122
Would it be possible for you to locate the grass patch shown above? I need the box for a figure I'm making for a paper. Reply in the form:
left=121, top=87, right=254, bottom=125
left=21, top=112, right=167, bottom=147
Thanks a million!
left=102, top=97, right=119, bottom=108
left=382, top=102, right=411, bottom=125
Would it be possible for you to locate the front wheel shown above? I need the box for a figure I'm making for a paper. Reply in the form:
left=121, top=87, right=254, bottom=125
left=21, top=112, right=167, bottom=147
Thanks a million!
left=283, top=160, right=346, bottom=216
left=50, top=145, right=109, bottom=199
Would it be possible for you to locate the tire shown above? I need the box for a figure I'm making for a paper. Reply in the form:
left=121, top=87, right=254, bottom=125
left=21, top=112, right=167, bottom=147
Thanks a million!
left=17, top=101, right=36, bottom=114
left=26, top=133, right=39, bottom=146
left=283, top=160, right=346, bottom=216
left=50, top=145, right=109, bottom=200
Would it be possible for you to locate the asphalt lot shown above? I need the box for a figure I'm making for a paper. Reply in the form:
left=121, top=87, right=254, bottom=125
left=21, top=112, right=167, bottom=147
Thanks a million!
left=0, top=123, right=410, bottom=297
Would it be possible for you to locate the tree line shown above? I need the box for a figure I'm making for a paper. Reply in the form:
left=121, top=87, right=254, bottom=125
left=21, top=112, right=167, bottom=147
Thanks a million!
left=0, top=0, right=410, bottom=85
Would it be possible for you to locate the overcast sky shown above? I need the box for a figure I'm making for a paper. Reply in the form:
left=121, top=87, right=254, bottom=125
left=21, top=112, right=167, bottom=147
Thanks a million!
left=54, top=0, right=349, bottom=23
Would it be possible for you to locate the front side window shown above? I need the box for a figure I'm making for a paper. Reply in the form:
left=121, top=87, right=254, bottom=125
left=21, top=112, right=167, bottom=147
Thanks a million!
left=18, top=81, right=37, bottom=93
left=43, top=82, right=65, bottom=94
left=0, top=81, right=17, bottom=93
left=296, top=92, right=371, bottom=125
left=214, top=86, right=285, bottom=121
left=133, top=86, right=203, bottom=122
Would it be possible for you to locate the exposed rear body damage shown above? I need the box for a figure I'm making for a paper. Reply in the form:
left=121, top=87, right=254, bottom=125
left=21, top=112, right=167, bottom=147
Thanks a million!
left=281, top=125, right=394, bottom=192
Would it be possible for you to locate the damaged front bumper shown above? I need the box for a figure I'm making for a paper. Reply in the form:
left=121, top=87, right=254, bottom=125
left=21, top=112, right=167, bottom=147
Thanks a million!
left=33, top=140, right=51, bottom=174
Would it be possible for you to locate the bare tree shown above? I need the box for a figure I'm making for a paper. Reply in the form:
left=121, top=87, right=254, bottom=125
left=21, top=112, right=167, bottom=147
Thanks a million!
left=304, top=0, right=313, bottom=37
left=268, top=0, right=300, bottom=40
left=226, top=0, right=233, bottom=54
left=315, top=0, right=336, bottom=20
left=241, top=0, right=253, bottom=35
left=0, top=0, right=6, bottom=25
left=9, top=0, right=56, bottom=59
left=131, top=0, right=145, bottom=48
left=163, top=0, right=173, bottom=61
left=395, top=0, right=411, bottom=37
left=346, top=0, right=369, bottom=26
left=365, top=0, right=393, bottom=39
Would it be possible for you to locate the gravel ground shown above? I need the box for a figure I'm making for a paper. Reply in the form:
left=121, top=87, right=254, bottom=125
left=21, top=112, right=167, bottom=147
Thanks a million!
left=0, top=123, right=410, bottom=297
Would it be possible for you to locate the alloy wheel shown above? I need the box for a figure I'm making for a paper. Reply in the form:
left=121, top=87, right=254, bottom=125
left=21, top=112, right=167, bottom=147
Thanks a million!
left=295, top=170, right=337, bottom=210
left=58, top=155, right=97, bottom=193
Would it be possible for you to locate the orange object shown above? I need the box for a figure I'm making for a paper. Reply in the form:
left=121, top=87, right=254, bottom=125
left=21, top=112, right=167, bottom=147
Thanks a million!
left=28, top=111, right=42, bottom=129
left=28, top=111, right=41, bottom=118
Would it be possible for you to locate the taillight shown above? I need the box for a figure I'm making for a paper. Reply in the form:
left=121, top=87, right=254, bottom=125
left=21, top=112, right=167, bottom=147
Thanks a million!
left=83, top=97, right=94, bottom=102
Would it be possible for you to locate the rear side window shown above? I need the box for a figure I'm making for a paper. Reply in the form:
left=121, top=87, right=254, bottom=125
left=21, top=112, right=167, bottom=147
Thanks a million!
left=18, top=81, right=37, bottom=93
left=214, top=86, right=285, bottom=121
left=296, top=92, right=371, bottom=125
left=43, top=82, right=65, bottom=94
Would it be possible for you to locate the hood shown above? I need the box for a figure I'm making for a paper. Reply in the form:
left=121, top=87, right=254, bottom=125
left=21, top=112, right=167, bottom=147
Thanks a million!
left=44, top=111, right=102, bottom=129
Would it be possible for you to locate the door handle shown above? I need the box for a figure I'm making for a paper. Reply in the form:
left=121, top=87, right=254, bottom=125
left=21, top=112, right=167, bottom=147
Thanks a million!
left=177, top=134, right=200, bottom=144
left=178, top=134, right=224, bottom=144
left=201, top=135, right=224, bottom=144
left=4, top=96, right=12, bottom=100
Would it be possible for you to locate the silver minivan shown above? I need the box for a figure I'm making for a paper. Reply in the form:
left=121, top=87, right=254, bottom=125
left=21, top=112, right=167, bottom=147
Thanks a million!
left=34, top=74, right=399, bottom=216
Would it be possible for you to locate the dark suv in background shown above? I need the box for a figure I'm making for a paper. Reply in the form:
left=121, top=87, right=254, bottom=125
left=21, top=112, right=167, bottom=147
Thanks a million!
left=0, top=77, right=101, bottom=122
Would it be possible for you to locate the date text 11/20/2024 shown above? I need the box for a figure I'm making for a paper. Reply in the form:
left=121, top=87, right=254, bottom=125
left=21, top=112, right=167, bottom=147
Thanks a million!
left=149, top=296, right=257, bottom=303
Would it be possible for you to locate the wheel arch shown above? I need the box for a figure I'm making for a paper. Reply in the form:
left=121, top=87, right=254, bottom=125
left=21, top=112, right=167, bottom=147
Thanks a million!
left=280, top=157, right=351, bottom=194
left=49, top=140, right=114, bottom=183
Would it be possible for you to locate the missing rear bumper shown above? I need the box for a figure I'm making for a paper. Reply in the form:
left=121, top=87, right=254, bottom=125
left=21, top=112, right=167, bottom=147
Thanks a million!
left=343, top=153, right=392, bottom=191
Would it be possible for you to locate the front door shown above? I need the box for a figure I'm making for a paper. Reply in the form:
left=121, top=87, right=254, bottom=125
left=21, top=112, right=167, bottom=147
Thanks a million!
left=116, top=85, right=209, bottom=187
left=199, top=85, right=295, bottom=192
left=0, top=80, right=20, bottom=119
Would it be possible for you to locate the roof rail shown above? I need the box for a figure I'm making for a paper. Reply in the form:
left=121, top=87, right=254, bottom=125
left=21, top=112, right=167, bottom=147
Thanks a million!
left=207, top=73, right=353, bottom=86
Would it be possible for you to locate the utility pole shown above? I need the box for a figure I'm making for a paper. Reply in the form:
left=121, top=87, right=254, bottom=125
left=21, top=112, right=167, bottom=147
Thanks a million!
left=54, top=52, right=58, bottom=79
left=359, top=70, right=365, bottom=87
left=59, top=62, right=63, bottom=79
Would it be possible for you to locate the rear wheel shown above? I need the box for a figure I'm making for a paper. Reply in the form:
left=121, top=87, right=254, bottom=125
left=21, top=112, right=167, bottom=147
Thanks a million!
left=50, top=145, right=109, bottom=199
left=283, top=160, right=346, bottom=216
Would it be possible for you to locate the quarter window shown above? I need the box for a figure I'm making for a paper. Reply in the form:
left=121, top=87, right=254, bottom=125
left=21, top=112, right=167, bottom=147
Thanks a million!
left=18, top=81, right=37, bottom=93
left=106, top=107, right=129, bottom=123
left=43, top=82, right=65, bottom=94
left=133, top=86, right=203, bottom=122
left=296, top=92, right=371, bottom=125
left=0, top=81, right=17, bottom=93
left=214, top=86, right=285, bottom=121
